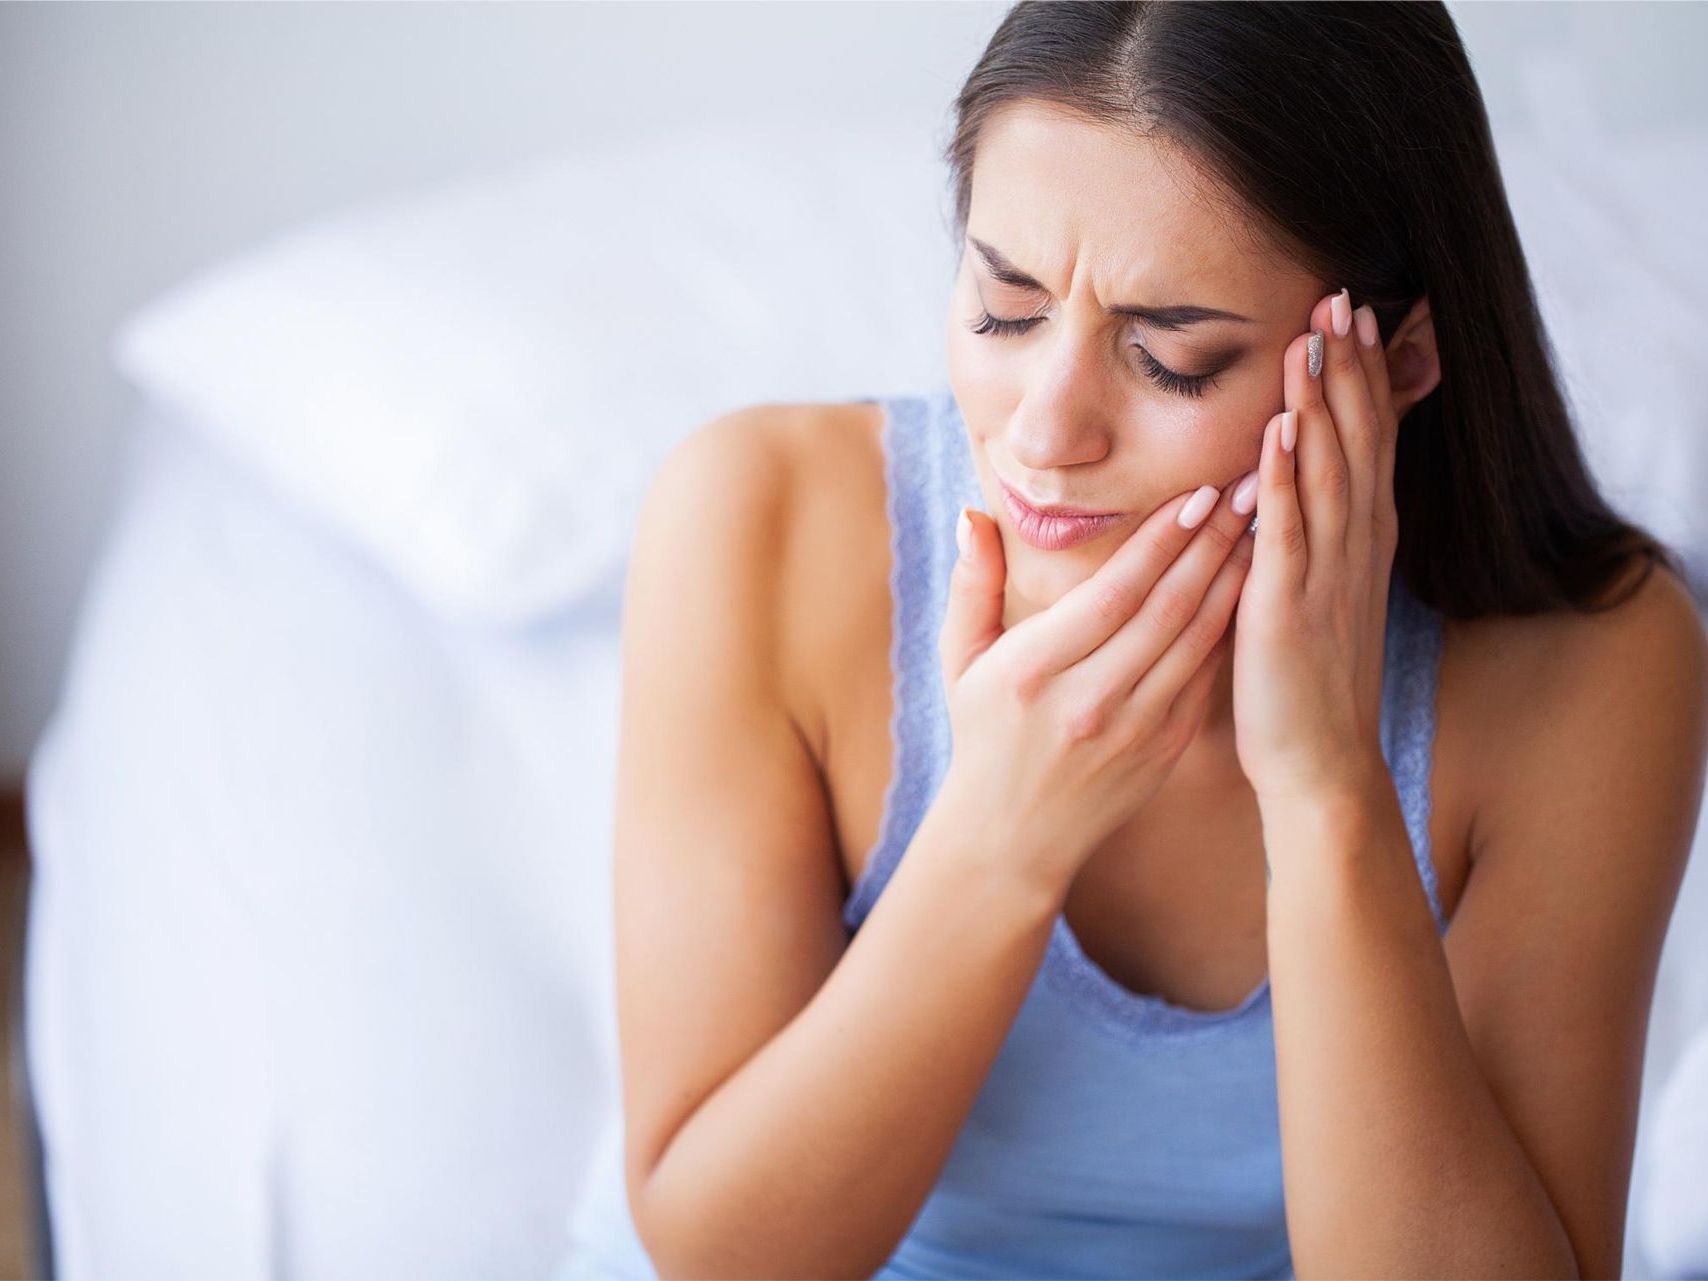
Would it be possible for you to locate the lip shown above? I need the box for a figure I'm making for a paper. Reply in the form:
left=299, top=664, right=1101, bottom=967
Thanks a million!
left=998, top=478, right=1127, bottom=551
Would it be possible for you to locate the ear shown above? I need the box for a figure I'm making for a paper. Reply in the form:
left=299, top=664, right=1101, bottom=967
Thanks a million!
left=1384, top=296, right=1440, bottom=419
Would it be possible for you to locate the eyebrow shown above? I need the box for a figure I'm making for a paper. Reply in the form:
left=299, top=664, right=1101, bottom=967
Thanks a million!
left=969, top=235, right=1256, bottom=330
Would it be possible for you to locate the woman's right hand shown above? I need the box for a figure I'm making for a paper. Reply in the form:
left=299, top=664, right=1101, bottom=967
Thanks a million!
left=935, top=472, right=1259, bottom=901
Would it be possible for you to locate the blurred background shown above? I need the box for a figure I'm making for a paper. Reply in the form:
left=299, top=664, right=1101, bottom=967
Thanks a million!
left=2, top=2, right=1707, bottom=1278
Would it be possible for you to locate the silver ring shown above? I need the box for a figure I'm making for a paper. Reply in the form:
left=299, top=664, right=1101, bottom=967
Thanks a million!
left=1247, top=514, right=1259, bottom=536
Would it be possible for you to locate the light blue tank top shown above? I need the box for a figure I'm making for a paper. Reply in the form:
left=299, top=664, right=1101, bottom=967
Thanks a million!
left=558, top=387, right=1451, bottom=1281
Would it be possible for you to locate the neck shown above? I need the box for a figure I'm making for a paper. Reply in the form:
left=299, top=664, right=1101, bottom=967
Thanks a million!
left=1201, top=631, right=1237, bottom=738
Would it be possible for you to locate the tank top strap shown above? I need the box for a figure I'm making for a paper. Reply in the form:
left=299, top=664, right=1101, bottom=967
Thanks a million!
left=841, top=390, right=979, bottom=932
left=1379, top=573, right=1450, bottom=933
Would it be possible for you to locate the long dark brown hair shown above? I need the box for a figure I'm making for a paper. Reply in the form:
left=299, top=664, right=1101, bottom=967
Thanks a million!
left=942, top=0, right=1684, bottom=618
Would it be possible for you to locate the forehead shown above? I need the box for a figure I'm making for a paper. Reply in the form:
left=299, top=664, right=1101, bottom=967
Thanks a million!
left=967, top=101, right=1311, bottom=315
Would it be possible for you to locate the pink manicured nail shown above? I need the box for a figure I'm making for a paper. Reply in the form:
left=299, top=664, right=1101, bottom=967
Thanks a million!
left=1178, top=484, right=1219, bottom=529
left=1231, top=469, right=1260, bottom=516
left=1354, top=304, right=1378, bottom=348
left=1281, top=410, right=1298, bottom=453
left=1331, top=288, right=1352, bottom=338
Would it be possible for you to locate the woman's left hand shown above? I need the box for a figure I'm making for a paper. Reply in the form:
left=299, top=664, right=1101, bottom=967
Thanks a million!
left=1231, top=287, right=1401, bottom=808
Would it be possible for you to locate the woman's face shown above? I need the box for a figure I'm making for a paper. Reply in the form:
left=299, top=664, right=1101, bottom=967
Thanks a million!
left=945, top=101, right=1327, bottom=623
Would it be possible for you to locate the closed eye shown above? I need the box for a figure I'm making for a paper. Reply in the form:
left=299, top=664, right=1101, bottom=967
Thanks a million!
left=966, top=309, right=1221, bottom=400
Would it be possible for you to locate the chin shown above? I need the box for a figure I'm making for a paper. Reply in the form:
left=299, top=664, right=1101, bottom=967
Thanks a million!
left=1002, top=536, right=1106, bottom=610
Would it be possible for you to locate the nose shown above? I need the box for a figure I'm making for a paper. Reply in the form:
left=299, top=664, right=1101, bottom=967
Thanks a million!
left=1005, top=404, right=1113, bottom=472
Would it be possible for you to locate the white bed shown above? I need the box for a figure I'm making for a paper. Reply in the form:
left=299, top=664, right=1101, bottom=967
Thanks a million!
left=24, top=398, right=628, bottom=1279
left=22, top=113, right=1708, bottom=1278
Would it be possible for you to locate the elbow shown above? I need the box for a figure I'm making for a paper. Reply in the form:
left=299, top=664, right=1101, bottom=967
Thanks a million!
left=626, top=1160, right=689, bottom=1278
left=626, top=1159, right=736, bottom=1281
left=631, top=1166, right=891, bottom=1281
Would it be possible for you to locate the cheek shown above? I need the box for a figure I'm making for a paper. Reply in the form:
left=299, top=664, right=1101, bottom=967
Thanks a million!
left=1153, top=384, right=1271, bottom=468
left=1127, top=408, right=1244, bottom=481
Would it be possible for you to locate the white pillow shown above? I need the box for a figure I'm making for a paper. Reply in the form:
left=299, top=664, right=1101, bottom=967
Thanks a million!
left=111, top=120, right=957, bottom=625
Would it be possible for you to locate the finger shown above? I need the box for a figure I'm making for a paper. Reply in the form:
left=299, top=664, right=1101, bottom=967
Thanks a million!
left=1285, top=308, right=1349, bottom=574
left=1352, top=301, right=1402, bottom=535
left=939, top=506, right=1007, bottom=682
left=1126, top=509, right=1254, bottom=731
left=1003, top=483, right=1227, bottom=676
left=1319, top=287, right=1382, bottom=555
left=1253, top=409, right=1306, bottom=593
left=1071, top=475, right=1253, bottom=701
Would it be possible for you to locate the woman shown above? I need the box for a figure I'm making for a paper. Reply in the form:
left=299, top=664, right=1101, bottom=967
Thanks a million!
left=588, top=2, right=1708, bottom=1277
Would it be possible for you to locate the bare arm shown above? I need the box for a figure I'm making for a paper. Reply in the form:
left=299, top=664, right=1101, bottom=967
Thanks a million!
left=1266, top=568, right=1708, bottom=1278
left=616, top=409, right=1062, bottom=1279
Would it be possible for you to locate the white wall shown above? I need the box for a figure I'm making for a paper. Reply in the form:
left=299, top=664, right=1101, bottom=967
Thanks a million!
left=2, top=0, right=1704, bottom=778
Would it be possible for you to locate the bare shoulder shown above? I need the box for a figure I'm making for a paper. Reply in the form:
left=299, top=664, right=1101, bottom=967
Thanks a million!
left=639, top=399, right=891, bottom=754
left=1446, top=562, right=1706, bottom=729
left=1443, top=562, right=1708, bottom=864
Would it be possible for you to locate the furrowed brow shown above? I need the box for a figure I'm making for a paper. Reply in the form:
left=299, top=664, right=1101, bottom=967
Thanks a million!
left=969, top=235, right=1256, bottom=331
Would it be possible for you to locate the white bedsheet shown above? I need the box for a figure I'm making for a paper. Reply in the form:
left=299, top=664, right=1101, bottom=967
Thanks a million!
left=25, top=399, right=629, bottom=1279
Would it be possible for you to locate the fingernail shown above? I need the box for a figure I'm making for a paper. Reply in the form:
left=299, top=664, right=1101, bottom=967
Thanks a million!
left=1281, top=409, right=1298, bottom=453
left=956, top=507, right=972, bottom=558
left=1231, top=468, right=1260, bottom=516
left=1178, top=484, right=1218, bottom=530
left=1331, top=288, right=1352, bottom=338
left=1354, top=304, right=1378, bottom=348
left=1307, top=330, right=1324, bottom=379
